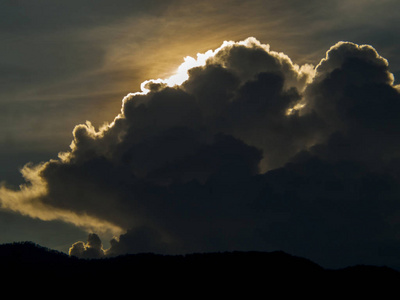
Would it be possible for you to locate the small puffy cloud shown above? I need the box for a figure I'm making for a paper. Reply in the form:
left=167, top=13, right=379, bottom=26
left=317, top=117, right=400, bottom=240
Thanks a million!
left=69, top=233, right=105, bottom=259
left=2, top=37, right=400, bottom=268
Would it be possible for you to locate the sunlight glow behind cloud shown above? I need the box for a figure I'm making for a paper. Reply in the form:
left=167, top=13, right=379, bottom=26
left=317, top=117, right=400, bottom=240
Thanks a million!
left=138, top=50, right=216, bottom=94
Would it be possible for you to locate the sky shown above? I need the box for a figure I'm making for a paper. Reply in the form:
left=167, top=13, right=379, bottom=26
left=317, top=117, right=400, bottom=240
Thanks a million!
left=1, top=0, right=400, bottom=269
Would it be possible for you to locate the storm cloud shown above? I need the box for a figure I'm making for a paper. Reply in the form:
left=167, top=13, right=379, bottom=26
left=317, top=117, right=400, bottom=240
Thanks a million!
left=2, top=37, right=400, bottom=268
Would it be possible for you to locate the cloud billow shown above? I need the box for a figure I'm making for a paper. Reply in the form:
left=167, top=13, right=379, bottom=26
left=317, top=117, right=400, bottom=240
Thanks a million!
left=2, top=37, right=400, bottom=268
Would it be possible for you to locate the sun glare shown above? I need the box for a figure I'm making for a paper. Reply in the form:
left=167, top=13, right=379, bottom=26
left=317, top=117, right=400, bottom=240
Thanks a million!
left=138, top=50, right=215, bottom=94
left=166, top=50, right=215, bottom=86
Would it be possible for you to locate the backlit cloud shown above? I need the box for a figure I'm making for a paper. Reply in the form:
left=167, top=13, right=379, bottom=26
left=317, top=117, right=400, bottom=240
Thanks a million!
left=1, top=37, right=400, bottom=268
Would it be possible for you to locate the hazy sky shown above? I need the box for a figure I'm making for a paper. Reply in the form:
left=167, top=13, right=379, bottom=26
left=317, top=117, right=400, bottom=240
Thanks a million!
left=1, top=0, right=400, bottom=268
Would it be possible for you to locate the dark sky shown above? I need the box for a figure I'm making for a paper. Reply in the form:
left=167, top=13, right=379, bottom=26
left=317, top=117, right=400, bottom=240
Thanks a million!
left=1, top=0, right=400, bottom=269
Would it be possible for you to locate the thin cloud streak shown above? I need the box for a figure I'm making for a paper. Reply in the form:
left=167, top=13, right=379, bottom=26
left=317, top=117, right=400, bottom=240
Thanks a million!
left=0, top=163, right=124, bottom=237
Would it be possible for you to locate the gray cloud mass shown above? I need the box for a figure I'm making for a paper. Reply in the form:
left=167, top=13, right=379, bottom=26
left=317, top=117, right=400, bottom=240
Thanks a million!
left=2, top=37, right=400, bottom=269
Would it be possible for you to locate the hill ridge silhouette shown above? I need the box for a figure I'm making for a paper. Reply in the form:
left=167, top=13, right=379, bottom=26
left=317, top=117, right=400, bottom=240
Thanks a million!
left=1, top=241, right=399, bottom=295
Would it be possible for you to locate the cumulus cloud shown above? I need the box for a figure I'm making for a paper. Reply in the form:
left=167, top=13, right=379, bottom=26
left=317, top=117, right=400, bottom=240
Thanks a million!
left=1, top=37, right=400, bottom=268
left=302, top=42, right=400, bottom=168
left=69, top=233, right=105, bottom=259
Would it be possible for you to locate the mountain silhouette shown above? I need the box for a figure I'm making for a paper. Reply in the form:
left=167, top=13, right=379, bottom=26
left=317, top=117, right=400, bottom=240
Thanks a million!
left=1, top=242, right=399, bottom=296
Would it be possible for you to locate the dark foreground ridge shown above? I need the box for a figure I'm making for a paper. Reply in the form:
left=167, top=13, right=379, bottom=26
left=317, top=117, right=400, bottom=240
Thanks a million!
left=1, top=242, right=399, bottom=295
